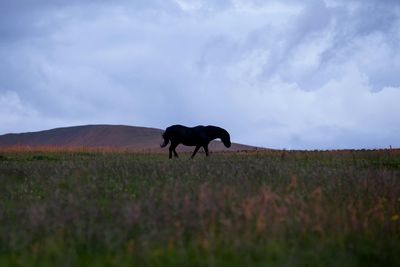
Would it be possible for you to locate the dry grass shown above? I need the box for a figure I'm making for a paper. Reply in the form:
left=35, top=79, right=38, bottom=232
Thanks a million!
left=0, top=148, right=399, bottom=266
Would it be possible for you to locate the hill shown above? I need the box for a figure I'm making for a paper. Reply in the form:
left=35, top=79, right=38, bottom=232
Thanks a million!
left=0, top=124, right=258, bottom=152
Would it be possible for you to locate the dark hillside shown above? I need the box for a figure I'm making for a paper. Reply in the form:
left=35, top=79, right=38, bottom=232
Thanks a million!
left=0, top=125, right=258, bottom=152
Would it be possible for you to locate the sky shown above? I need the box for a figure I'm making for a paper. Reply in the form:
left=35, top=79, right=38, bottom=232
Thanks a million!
left=1, top=0, right=400, bottom=149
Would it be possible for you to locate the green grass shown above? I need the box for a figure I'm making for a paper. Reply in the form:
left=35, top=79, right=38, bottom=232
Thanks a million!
left=0, top=149, right=399, bottom=266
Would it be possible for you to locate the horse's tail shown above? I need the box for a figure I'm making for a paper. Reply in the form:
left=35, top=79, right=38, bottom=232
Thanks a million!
left=160, top=131, right=170, bottom=148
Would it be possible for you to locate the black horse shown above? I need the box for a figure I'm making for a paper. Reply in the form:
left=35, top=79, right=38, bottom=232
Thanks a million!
left=160, top=125, right=231, bottom=159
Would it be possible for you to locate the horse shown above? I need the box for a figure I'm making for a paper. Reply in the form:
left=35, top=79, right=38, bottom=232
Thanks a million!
left=160, top=125, right=231, bottom=159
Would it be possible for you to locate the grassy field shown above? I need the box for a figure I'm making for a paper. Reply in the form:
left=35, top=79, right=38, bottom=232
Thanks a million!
left=0, top=148, right=399, bottom=266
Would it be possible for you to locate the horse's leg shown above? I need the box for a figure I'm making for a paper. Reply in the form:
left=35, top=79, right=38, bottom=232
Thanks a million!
left=168, top=146, right=173, bottom=159
left=171, top=142, right=179, bottom=158
left=203, top=145, right=209, bottom=157
left=191, top=145, right=201, bottom=159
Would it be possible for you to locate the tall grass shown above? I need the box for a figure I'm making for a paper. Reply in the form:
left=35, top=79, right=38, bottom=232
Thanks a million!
left=0, top=149, right=399, bottom=266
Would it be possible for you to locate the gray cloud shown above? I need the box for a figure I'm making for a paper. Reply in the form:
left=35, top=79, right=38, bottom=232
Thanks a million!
left=1, top=0, right=399, bottom=149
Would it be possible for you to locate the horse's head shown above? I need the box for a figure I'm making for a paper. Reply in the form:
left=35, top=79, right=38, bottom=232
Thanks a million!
left=220, top=129, right=231, bottom=148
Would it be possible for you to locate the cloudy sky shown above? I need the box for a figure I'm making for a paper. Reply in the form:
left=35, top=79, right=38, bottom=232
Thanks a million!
left=1, top=0, right=399, bottom=149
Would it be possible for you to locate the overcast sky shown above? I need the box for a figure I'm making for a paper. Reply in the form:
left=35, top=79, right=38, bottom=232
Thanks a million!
left=1, top=0, right=399, bottom=149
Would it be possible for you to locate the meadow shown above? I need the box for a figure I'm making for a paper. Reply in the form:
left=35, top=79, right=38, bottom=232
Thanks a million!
left=0, top=148, right=399, bottom=266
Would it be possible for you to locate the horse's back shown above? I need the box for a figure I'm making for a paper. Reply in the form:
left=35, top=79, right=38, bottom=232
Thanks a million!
left=165, top=125, right=191, bottom=139
left=165, top=125, right=187, bottom=135
left=166, top=124, right=186, bottom=131
left=167, top=125, right=205, bottom=134
left=165, top=125, right=207, bottom=146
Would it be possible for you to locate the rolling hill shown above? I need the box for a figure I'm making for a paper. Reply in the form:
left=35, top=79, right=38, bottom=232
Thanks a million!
left=0, top=125, right=259, bottom=152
